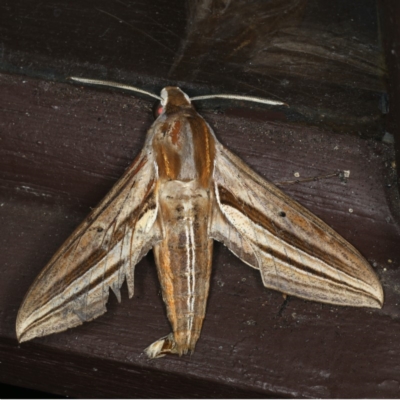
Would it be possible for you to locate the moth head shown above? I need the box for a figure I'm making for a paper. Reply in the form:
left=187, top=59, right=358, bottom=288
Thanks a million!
left=155, top=87, right=192, bottom=117
left=160, top=87, right=191, bottom=107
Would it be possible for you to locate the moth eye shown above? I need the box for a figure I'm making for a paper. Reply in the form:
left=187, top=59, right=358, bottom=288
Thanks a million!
left=153, top=102, right=164, bottom=119
left=279, top=211, right=286, bottom=217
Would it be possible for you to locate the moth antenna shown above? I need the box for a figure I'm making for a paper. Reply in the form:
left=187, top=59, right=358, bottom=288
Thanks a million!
left=190, top=93, right=288, bottom=107
left=67, top=77, right=162, bottom=101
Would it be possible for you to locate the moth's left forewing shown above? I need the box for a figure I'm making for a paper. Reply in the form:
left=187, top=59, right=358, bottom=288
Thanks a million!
left=17, top=147, right=162, bottom=342
left=211, top=143, right=383, bottom=309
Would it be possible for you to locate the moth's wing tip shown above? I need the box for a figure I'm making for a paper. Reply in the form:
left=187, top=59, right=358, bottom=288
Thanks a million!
left=344, top=281, right=384, bottom=309
left=15, top=297, right=100, bottom=345
left=15, top=311, right=30, bottom=342
left=372, top=285, right=384, bottom=309
left=15, top=321, right=36, bottom=343
left=365, top=275, right=384, bottom=309
left=16, top=332, right=29, bottom=343
left=373, top=302, right=383, bottom=309
left=15, top=327, right=24, bottom=343
left=364, top=298, right=383, bottom=310
left=363, top=292, right=383, bottom=309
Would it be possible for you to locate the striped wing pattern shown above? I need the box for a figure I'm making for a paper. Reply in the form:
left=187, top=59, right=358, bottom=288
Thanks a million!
left=211, top=144, right=383, bottom=308
left=16, top=149, right=162, bottom=342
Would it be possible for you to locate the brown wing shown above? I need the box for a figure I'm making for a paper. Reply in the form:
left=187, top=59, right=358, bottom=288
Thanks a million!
left=17, top=148, right=162, bottom=342
left=210, top=144, right=383, bottom=308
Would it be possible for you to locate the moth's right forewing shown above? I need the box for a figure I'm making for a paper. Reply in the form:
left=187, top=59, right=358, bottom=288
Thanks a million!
left=211, top=144, right=383, bottom=309
left=17, top=148, right=162, bottom=342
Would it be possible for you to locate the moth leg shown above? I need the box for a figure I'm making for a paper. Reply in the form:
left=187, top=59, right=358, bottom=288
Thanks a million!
left=144, top=333, right=179, bottom=358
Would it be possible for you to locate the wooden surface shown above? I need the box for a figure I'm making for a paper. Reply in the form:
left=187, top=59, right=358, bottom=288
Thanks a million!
left=0, top=0, right=399, bottom=398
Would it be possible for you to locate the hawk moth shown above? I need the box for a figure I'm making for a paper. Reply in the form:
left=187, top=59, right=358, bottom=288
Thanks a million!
left=16, top=79, right=383, bottom=358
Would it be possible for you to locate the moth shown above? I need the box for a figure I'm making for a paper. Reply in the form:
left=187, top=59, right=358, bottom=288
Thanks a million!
left=16, top=78, right=383, bottom=358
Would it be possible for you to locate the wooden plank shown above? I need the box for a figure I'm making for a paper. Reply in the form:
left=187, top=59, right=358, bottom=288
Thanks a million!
left=0, top=73, right=399, bottom=398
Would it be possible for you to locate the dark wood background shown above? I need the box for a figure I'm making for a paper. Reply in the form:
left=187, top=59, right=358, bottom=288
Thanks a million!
left=0, top=0, right=399, bottom=398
